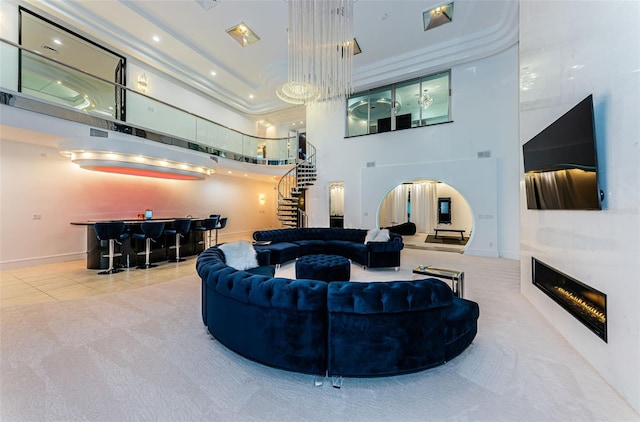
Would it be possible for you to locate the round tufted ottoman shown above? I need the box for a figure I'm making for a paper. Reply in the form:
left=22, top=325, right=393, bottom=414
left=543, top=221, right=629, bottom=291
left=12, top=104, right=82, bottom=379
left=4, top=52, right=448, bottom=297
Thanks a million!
left=295, top=254, right=351, bottom=282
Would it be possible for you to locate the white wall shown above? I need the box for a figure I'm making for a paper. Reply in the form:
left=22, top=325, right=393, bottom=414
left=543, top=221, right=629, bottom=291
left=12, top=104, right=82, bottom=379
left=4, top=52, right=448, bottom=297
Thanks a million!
left=306, top=46, right=520, bottom=259
left=0, top=136, right=279, bottom=269
left=519, top=1, right=640, bottom=412
left=126, top=62, right=256, bottom=136
left=0, top=0, right=19, bottom=91
left=435, top=183, right=473, bottom=235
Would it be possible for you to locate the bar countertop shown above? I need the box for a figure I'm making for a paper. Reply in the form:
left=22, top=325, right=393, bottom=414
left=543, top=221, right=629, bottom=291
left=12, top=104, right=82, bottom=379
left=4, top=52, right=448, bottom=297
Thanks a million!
left=70, top=216, right=208, bottom=226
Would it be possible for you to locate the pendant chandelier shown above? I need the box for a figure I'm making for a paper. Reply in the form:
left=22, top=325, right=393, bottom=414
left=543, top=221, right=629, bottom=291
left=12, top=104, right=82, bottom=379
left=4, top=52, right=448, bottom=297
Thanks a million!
left=418, top=89, right=434, bottom=109
left=277, top=0, right=355, bottom=105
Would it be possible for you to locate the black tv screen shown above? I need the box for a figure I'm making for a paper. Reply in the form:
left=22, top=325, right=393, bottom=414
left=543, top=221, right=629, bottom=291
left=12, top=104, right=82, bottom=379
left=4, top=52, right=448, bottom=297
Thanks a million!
left=523, top=95, right=602, bottom=210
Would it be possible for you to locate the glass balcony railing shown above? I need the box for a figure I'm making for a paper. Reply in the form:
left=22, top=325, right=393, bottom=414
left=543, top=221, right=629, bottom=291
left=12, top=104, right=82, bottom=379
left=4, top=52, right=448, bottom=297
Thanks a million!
left=0, top=38, right=297, bottom=165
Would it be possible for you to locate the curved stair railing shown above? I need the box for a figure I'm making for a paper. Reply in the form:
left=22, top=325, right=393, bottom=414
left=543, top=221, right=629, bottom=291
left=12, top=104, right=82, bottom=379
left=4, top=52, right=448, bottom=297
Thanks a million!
left=277, top=142, right=317, bottom=227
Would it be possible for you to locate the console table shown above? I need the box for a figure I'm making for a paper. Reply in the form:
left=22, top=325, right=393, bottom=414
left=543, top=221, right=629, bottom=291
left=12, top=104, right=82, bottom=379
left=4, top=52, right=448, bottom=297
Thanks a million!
left=434, top=229, right=465, bottom=240
left=413, top=265, right=465, bottom=298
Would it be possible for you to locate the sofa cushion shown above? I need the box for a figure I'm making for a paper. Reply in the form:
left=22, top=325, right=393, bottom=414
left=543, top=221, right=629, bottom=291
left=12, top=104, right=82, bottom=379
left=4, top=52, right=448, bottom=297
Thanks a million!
left=324, top=240, right=356, bottom=257
left=293, top=239, right=326, bottom=255
left=262, top=242, right=300, bottom=264
left=364, top=228, right=379, bottom=243
left=365, top=228, right=390, bottom=243
left=247, top=265, right=276, bottom=277
left=218, top=241, right=259, bottom=271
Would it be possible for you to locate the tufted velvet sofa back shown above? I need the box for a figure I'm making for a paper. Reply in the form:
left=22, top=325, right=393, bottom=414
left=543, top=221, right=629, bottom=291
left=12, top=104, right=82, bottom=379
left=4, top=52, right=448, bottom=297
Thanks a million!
left=197, top=246, right=479, bottom=377
left=326, top=279, right=456, bottom=377
left=253, top=227, right=392, bottom=243
left=327, top=279, right=453, bottom=314
left=198, top=247, right=329, bottom=375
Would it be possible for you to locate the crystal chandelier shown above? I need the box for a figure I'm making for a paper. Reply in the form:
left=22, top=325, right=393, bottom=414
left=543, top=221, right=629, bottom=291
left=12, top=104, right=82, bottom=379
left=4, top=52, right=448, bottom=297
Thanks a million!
left=277, top=0, right=355, bottom=105
left=418, top=89, right=434, bottom=109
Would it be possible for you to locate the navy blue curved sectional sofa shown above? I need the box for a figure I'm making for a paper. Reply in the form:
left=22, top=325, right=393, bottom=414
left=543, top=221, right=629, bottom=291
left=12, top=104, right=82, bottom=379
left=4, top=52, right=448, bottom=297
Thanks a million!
left=252, top=227, right=404, bottom=269
left=197, top=233, right=480, bottom=377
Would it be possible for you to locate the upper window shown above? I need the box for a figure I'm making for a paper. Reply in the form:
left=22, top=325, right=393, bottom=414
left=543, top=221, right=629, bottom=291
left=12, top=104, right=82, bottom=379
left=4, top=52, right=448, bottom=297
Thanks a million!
left=346, top=70, right=451, bottom=137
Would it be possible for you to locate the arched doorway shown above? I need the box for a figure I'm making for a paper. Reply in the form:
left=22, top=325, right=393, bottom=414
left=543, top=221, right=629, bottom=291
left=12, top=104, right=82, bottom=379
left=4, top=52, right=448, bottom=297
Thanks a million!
left=377, top=179, right=473, bottom=253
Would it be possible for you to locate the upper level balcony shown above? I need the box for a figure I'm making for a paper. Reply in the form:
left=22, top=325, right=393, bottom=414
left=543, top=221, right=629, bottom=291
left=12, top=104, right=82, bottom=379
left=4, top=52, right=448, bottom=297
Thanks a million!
left=0, top=37, right=298, bottom=181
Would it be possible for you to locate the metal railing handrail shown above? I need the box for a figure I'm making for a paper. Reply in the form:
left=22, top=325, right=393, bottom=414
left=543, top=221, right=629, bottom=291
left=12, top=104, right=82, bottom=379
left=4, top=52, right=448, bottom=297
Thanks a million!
left=0, top=37, right=298, bottom=165
left=0, top=37, right=292, bottom=142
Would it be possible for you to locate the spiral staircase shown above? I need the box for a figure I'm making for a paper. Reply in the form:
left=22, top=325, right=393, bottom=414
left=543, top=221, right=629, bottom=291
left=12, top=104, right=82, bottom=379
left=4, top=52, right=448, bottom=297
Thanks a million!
left=277, top=143, right=317, bottom=227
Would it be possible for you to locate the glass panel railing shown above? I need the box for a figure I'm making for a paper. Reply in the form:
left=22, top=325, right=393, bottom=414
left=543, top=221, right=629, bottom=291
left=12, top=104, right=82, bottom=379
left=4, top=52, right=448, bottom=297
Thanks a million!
left=0, top=38, right=297, bottom=165
left=127, top=92, right=197, bottom=141
left=21, top=50, right=117, bottom=119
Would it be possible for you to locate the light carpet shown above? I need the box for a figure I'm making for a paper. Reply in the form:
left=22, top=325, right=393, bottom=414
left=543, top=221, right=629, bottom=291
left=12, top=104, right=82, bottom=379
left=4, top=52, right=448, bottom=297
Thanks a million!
left=1, top=249, right=638, bottom=421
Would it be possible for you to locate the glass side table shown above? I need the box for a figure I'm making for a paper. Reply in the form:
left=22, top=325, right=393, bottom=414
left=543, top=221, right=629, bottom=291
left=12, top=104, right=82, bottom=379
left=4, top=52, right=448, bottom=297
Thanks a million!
left=413, top=265, right=464, bottom=298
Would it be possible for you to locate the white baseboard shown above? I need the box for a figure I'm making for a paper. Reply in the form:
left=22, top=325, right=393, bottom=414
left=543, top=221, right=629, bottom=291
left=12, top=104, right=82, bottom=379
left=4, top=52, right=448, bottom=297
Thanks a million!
left=0, top=252, right=86, bottom=271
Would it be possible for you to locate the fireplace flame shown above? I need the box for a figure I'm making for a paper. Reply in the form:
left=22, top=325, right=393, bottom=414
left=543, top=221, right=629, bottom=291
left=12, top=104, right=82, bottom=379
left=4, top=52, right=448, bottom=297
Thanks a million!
left=553, top=287, right=606, bottom=324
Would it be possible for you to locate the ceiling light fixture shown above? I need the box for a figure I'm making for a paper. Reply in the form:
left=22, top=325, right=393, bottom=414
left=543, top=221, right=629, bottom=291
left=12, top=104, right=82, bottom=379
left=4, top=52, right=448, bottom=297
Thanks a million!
left=195, top=0, right=220, bottom=11
left=226, top=22, right=260, bottom=47
left=423, top=2, right=454, bottom=31
left=418, top=89, right=434, bottom=109
left=58, top=136, right=216, bottom=180
left=278, top=0, right=355, bottom=105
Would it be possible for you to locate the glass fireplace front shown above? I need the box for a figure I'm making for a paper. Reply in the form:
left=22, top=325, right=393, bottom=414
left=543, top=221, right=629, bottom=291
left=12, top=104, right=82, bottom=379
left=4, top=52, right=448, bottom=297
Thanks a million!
left=532, top=257, right=607, bottom=342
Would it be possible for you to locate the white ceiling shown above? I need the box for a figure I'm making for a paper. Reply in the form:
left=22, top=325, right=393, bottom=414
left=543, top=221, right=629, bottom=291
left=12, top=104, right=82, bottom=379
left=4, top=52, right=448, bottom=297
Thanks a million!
left=19, top=0, right=518, bottom=128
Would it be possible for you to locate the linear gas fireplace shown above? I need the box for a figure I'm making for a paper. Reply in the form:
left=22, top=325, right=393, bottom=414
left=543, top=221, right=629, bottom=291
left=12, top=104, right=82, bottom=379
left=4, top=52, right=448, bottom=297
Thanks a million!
left=532, top=257, right=607, bottom=342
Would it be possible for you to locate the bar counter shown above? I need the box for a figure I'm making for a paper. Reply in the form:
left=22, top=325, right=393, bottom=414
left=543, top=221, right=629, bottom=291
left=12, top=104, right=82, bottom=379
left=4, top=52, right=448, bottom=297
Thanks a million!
left=71, top=217, right=208, bottom=269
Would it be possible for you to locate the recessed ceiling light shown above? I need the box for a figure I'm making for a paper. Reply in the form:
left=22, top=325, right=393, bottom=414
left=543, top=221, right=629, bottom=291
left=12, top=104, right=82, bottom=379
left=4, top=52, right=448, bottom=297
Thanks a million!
left=249, top=94, right=254, bottom=99
left=152, top=35, right=160, bottom=42
left=195, top=0, right=220, bottom=11
left=226, top=22, right=260, bottom=47
left=349, top=38, right=362, bottom=55
left=53, top=38, right=62, bottom=45
left=210, top=70, right=217, bottom=76
left=423, top=2, right=454, bottom=31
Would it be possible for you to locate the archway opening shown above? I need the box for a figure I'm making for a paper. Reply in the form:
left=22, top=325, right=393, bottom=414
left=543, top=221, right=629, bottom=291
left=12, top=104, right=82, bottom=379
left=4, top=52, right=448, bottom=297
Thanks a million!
left=377, top=179, right=473, bottom=253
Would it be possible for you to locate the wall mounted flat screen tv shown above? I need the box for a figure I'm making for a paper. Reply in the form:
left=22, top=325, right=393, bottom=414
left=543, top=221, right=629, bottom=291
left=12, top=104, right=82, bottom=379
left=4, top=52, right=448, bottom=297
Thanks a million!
left=522, top=94, right=602, bottom=210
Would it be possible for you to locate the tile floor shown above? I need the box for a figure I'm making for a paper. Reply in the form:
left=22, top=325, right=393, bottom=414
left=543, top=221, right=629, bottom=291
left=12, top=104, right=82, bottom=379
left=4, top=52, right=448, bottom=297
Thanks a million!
left=0, top=233, right=459, bottom=309
left=0, top=257, right=198, bottom=308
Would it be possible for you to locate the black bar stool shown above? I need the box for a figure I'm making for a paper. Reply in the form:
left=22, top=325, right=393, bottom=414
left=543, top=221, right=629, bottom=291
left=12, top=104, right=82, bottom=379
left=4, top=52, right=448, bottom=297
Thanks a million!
left=132, top=221, right=165, bottom=269
left=93, top=221, right=129, bottom=274
left=165, top=218, right=191, bottom=262
left=214, top=217, right=227, bottom=246
left=193, top=216, right=219, bottom=251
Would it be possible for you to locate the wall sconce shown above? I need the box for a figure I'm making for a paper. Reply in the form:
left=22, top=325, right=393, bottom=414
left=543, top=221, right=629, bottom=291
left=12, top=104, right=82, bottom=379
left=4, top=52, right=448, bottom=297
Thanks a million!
left=137, top=73, right=148, bottom=93
left=259, top=193, right=266, bottom=205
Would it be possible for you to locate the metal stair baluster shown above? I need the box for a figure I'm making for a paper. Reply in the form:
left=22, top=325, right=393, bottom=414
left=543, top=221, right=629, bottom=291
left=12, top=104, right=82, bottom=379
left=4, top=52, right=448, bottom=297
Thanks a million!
left=276, top=142, right=316, bottom=228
